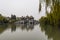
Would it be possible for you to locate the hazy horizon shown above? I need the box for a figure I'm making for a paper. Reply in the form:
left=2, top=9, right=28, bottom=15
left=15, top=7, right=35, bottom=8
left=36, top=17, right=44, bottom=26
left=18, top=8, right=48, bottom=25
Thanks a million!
left=0, top=0, right=45, bottom=20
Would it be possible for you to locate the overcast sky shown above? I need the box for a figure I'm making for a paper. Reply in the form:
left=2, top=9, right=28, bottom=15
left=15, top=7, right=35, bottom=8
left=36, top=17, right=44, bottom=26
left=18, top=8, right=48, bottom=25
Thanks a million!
left=0, top=0, right=46, bottom=20
left=0, top=0, right=38, bottom=16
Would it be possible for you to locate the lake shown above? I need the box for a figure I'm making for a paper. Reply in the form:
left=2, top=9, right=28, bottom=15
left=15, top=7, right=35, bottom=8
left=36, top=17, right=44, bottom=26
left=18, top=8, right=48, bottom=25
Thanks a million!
left=0, top=24, right=48, bottom=40
left=0, top=23, right=60, bottom=40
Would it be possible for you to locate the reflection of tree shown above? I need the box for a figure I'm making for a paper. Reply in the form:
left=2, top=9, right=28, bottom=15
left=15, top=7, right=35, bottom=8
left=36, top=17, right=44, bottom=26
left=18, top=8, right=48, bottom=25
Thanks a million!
left=11, top=24, right=16, bottom=32
left=0, top=24, right=8, bottom=34
left=26, top=24, right=34, bottom=31
left=40, top=24, right=60, bottom=40
left=19, top=24, right=34, bottom=31
left=10, top=24, right=34, bottom=32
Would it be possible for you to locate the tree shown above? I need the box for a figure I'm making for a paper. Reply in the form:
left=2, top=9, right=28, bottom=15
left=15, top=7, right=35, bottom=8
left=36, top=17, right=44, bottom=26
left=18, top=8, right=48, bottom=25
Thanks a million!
left=11, top=14, right=16, bottom=23
left=0, top=14, right=8, bottom=24
left=40, top=0, right=60, bottom=26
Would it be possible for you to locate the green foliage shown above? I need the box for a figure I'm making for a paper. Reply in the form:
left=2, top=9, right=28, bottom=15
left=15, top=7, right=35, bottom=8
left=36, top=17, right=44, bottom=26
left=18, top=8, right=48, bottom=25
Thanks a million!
left=39, top=16, right=49, bottom=25
left=10, top=14, right=17, bottom=23
left=40, top=0, right=60, bottom=26
left=0, top=14, right=8, bottom=24
left=39, top=0, right=60, bottom=40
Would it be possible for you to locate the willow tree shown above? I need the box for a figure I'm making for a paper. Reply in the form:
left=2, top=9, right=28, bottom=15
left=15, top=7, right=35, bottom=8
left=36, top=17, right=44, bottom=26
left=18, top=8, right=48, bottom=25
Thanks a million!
left=46, top=0, right=60, bottom=26
left=40, top=0, right=60, bottom=26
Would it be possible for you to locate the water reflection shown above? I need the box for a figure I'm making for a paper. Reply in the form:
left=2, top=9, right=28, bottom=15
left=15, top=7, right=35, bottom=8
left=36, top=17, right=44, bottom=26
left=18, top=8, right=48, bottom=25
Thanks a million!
left=11, top=24, right=16, bottom=32
left=0, top=24, right=8, bottom=34
left=20, top=24, right=34, bottom=31
left=40, top=24, right=60, bottom=40
left=0, top=24, right=34, bottom=34
left=10, top=24, right=34, bottom=32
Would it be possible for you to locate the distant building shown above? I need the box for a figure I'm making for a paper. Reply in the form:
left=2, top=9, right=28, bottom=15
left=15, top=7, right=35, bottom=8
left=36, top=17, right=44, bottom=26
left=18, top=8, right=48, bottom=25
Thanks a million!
left=14, top=16, right=37, bottom=24
left=27, top=16, right=34, bottom=24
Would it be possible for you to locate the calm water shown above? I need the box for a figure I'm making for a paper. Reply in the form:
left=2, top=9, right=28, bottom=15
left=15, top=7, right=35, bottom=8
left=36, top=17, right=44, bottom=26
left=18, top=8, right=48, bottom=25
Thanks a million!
left=0, top=24, right=60, bottom=40
left=0, top=24, right=48, bottom=40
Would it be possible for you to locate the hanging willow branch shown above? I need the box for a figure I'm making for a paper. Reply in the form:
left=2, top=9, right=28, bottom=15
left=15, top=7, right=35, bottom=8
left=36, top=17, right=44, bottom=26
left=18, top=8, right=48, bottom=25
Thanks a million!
left=39, top=3, right=41, bottom=12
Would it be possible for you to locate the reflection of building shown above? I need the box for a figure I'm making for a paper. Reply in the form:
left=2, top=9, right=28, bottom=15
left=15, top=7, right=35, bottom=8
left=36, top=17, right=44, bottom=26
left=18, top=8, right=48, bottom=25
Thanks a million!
left=26, top=24, right=34, bottom=31
left=10, top=24, right=34, bottom=32
left=19, top=24, right=34, bottom=31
